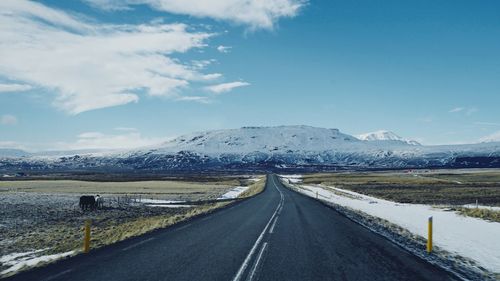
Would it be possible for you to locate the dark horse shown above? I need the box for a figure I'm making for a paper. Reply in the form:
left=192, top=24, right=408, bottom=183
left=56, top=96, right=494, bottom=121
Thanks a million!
left=79, top=196, right=96, bottom=211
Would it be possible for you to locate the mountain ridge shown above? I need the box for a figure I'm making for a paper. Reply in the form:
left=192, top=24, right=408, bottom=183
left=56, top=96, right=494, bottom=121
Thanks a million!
left=1, top=125, right=500, bottom=173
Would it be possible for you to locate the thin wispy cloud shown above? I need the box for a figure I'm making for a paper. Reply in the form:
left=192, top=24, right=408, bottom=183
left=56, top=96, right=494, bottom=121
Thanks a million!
left=84, top=0, right=307, bottom=30
left=217, top=45, right=232, bottom=53
left=176, top=96, right=212, bottom=103
left=0, top=0, right=226, bottom=114
left=474, top=122, right=500, bottom=126
left=1, top=114, right=18, bottom=125
left=449, top=107, right=464, bottom=113
left=0, top=83, right=32, bottom=93
left=449, top=107, right=478, bottom=116
left=59, top=130, right=171, bottom=150
left=466, top=107, right=478, bottom=116
left=417, top=116, right=433, bottom=123
left=205, top=81, right=250, bottom=94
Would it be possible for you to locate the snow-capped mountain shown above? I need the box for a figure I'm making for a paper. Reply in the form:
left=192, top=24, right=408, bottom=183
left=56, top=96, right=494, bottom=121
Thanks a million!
left=357, top=130, right=421, bottom=145
left=150, top=125, right=360, bottom=154
left=1, top=125, right=500, bottom=173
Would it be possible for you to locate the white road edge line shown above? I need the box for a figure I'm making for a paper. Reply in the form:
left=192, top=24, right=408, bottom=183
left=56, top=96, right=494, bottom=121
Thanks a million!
left=248, top=242, right=269, bottom=281
left=44, top=269, right=73, bottom=281
left=122, top=237, right=155, bottom=251
left=231, top=176, right=284, bottom=281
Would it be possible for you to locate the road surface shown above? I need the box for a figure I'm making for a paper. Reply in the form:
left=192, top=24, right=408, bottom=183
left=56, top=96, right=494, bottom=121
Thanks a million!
left=6, top=175, right=457, bottom=281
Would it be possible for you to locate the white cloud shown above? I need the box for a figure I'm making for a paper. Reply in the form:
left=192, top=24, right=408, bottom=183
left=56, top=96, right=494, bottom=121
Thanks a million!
left=176, top=96, right=211, bottom=103
left=466, top=107, right=478, bottom=116
left=84, top=0, right=306, bottom=30
left=217, top=45, right=232, bottom=53
left=449, top=107, right=464, bottom=113
left=0, top=83, right=32, bottom=93
left=1, top=114, right=18, bottom=125
left=60, top=130, right=171, bottom=150
left=449, top=107, right=478, bottom=116
left=416, top=117, right=431, bottom=123
left=479, top=131, right=500, bottom=143
left=205, top=81, right=250, bottom=94
left=0, top=141, right=25, bottom=150
left=114, top=127, right=139, bottom=132
left=1, top=128, right=169, bottom=151
left=474, top=122, right=500, bottom=127
left=0, top=0, right=224, bottom=114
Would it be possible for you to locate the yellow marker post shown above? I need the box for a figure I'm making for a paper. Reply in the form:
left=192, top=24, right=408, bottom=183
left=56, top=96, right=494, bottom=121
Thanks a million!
left=84, top=219, right=91, bottom=253
left=427, top=216, right=433, bottom=253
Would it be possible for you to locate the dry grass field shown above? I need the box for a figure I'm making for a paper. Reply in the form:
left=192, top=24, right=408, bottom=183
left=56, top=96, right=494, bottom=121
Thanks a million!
left=0, top=179, right=239, bottom=197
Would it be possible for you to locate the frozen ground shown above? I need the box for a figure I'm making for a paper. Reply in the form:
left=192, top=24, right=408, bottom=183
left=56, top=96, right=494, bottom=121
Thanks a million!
left=284, top=179, right=500, bottom=276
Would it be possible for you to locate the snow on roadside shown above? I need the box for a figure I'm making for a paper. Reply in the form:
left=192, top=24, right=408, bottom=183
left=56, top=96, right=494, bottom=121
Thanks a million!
left=279, top=174, right=303, bottom=183
left=134, top=199, right=192, bottom=208
left=1, top=250, right=75, bottom=275
left=139, top=199, right=186, bottom=204
left=146, top=204, right=193, bottom=208
left=0, top=249, right=48, bottom=264
left=218, top=186, right=249, bottom=200
left=295, top=183, right=500, bottom=274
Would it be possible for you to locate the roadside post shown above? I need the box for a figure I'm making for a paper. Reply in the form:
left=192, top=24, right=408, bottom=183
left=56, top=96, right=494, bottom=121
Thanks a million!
left=84, top=219, right=91, bottom=253
left=427, top=217, right=433, bottom=253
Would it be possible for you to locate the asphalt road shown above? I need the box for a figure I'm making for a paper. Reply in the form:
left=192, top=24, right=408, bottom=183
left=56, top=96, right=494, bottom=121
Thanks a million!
left=6, top=175, right=457, bottom=281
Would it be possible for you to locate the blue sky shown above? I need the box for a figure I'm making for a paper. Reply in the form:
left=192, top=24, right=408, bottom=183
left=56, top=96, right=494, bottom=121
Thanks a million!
left=1, top=0, right=500, bottom=150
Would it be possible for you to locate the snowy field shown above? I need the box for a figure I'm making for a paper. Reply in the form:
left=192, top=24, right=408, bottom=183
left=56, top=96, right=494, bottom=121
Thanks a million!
left=282, top=177, right=500, bottom=275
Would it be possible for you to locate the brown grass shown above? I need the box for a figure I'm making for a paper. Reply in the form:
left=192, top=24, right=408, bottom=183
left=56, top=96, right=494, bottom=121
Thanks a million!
left=0, top=180, right=236, bottom=195
left=239, top=176, right=266, bottom=198
left=450, top=207, right=500, bottom=223
left=302, top=171, right=500, bottom=206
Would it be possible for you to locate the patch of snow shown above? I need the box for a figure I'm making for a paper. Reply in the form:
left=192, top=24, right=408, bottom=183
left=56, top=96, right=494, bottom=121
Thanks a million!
left=0, top=249, right=48, bottom=264
left=139, top=199, right=186, bottom=204
left=296, top=184, right=500, bottom=274
left=279, top=174, right=303, bottom=183
left=146, top=204, right=193, bottom=208
left=218, top=186, right=249, bottom=199
left=1, top=250, right=75, bottom=275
